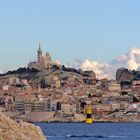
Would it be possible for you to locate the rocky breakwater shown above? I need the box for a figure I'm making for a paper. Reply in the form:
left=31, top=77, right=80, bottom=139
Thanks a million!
left=0, top=112, right=46, bottom=140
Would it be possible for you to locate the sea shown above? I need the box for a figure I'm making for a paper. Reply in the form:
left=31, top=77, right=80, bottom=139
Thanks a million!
left=35, top=123, right=140, bottom=140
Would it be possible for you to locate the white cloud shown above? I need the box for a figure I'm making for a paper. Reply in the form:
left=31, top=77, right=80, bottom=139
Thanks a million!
left=0, top=70, right=2, bottom=74
left=81, top=60, right=111, bottom=79
left=54, top=60, right=61, bottom=65
left=73, top=47, right=140, bottom=79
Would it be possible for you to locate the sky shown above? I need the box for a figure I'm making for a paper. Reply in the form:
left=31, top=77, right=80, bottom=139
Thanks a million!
left=1, top=0, right=140, bottom=76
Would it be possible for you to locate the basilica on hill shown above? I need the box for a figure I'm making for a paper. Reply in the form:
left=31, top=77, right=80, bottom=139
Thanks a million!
left=28, top=43, right=53, bottom=70
left=37, top=43, right=52, bottom=69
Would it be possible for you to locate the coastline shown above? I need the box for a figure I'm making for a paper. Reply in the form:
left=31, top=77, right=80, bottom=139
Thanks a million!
left=32, top=118, right=140, bottom=123
left=3, top=110, right=140, bottom=124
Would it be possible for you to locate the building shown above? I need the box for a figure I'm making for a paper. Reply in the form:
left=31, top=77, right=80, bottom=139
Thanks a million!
left=15, top=96, right=25, bottom=112
left=28, top=43, right=52, bottom=70
left=37, top=43, right=52, bottom=69
left=108, top=81, right=121, bottom=91
left=44, top=52, right=52, bottom=69
left=28, top=62, right=39, bottom=70
left=31, top=101, right=45, bottom=112
left=9, top=77, right=20, bottom=85
left=38, top=44, right=43, bottom=68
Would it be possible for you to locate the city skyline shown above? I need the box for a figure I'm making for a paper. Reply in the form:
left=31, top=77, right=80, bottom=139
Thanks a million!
left=1, top=1, right=140, bottom=139
left=1, top=0, right=140, bottom=77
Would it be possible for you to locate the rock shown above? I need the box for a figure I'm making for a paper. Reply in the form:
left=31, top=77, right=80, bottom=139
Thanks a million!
left=116, top=68, right=135, bottom=82
left=116, top=68, right=140, bottom=83
left=0, top=112, right=46, bottom=140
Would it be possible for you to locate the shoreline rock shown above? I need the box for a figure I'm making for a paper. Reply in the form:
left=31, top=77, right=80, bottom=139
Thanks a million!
left=0, top=112, right=46, bottom=140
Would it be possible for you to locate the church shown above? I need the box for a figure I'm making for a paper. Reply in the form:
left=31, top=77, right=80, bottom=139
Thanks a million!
left=28, top=43, right=52, bottom=70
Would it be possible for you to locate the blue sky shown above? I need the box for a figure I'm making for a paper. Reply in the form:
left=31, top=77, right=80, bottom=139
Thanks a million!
left=0, top=0, right=140, bottom=71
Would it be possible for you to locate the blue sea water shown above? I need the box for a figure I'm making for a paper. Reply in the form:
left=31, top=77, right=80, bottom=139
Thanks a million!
left=35, top=123, right=140, bottom=140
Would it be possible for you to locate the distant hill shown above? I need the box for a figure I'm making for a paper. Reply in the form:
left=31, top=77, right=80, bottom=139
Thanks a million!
left=0, top=65, right=96, bottom=87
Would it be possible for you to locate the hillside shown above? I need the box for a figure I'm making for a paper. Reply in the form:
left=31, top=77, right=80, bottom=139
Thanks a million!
left=0, top=65, right=96, bottom=87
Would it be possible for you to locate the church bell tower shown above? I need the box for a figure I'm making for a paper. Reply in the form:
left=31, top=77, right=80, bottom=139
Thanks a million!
left=37, top=43, right=43, bottom=67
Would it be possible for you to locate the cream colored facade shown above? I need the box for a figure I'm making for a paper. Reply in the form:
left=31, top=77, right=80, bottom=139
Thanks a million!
left=108, top=82, right=121, bottom=91
left=37, top=44, right=52, bottom=69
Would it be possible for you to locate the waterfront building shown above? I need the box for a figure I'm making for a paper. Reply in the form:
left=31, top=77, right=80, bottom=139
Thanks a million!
left=15, top=96, right=25, bottom=112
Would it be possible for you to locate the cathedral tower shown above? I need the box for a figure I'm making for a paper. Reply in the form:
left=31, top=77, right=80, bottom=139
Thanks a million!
left=45, top=52, right=52, bottom=69
left=37, top=43, right=43, bottom=67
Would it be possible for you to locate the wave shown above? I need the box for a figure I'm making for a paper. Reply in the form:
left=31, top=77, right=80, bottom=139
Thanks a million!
left=46, top=134, right=140, bottom=139
left=47, top=134, right=108, bottom=138
left=66, top=135, right=107, bottom=138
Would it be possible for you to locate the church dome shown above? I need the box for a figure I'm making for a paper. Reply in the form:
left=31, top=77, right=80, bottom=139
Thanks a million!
left=46, top=52, right=50, bottom=56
